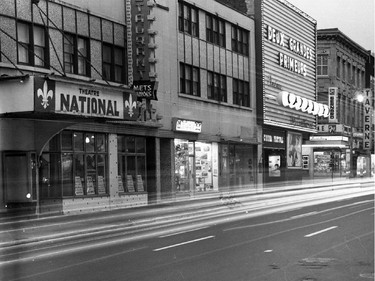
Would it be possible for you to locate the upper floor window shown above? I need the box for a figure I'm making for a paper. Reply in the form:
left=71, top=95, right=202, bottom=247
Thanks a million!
left=178, top=2, right=199, bottom=37
left=17, top=21, right=48, bottom=67
left=207, top=71, right=227, bottom=102
left=180, top=62, right=200, bottom=96
left=317, top=54, right=328, bottom=76
left=102, top=43, right=126, bottom=83
left=231, top=25, right=249, bottom=56
left=64, top=33, right=90, bottom=76
left=206, top=14, right=225, bottom=47
left=233, top=78, right=250, bottom=107
left=336, top=56, right=340, bottom=78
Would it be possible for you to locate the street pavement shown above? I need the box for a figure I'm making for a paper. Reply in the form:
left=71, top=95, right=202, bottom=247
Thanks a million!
left=0, top=177, right=373, bottom=254
left=0, top=182, right=373, bottom=281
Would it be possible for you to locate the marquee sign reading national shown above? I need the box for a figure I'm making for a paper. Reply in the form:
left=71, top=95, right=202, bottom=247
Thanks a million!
left=34, top=77, right=138, bottom=120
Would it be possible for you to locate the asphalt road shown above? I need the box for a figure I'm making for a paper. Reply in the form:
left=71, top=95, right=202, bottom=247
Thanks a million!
left=1, top=194, right=373, bottom=281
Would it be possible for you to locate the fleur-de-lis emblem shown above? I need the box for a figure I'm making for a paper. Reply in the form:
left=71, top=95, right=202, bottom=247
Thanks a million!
left=125, top=94, right=137, bottom=117
left=37, top=81, right=54, bottom=109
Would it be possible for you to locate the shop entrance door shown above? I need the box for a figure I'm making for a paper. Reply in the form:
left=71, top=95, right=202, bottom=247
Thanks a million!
left=175, top=140, right=195, bottom=194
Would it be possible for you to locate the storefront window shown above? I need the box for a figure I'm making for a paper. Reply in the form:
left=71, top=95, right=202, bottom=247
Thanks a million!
left=62, top=153, right=74, bottom=196
left=40, top=131, right=108, bottom=198
left=118, top=136, right=147, bottom=192
left=220, top=144, right=255, bottom=190
left=174, top=140, right=219, bottom=193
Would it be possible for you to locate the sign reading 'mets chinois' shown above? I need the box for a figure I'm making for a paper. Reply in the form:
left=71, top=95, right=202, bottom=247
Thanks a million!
left=34, top=77, right=138, bottom=120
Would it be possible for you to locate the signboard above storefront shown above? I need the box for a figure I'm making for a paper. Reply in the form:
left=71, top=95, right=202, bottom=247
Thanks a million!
left=172, top=118, right=202, bottom=133
left=33, top=77, right=138, bottom=120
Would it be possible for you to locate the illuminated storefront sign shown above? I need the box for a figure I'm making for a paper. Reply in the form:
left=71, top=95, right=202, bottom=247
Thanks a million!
left=34, top=77, right=138, bottom=120
left=277, top=91, right=329, bottom=117
left=363, top=88, right=373, bottom=150
left=172, top=118, right=202, bottom=133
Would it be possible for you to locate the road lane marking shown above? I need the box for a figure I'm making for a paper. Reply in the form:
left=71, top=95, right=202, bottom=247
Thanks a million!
left=304, top=226, right=337, bottom=237
left=153, top=236, right=215, bottom=252
left=290, top=211, right=317, bottom=219
left=159, top=226, right=210, bottom=238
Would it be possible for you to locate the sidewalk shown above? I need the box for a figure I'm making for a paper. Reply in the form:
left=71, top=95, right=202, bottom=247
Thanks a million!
left=0, top=177, right=373, bottom=251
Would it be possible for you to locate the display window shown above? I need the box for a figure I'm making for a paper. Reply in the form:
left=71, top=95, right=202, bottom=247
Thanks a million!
left=220, top=144, right=255, bottom=188
left=40, top=131, right=108, bottom=198
left=117, top=136, right=146, bottom=192
left=268, top=155, right=281, bottom=177
left=174, top=140, right=219, bottom=193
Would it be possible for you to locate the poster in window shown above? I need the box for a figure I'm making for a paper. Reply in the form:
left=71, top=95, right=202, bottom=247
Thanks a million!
left=86, top=176, right=95, bottom=195
left=117, top=175, right=125, bottom=192
left=74, top=176, right=84, bottom=196
left=97, top=176, right=106, bottom=194
left=126, top=175, right=135, bottom=192
left=287, top=132, right=302, bottom=168
left=136, top=175, right=144, bottom=192
left=268, top=155, right=281, bottom=177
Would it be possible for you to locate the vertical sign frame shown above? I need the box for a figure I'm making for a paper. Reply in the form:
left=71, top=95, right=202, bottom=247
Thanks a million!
left=363, top=89, right=373, bottom=151
left=328, top=87, right=338, bottom=123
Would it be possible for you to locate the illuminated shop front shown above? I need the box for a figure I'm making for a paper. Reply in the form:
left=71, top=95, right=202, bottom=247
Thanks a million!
left=174, top=140, right=219, bottom=193
left=174, top=140, right=257, bottom=194
left=173, top=118, right=257, bottom=194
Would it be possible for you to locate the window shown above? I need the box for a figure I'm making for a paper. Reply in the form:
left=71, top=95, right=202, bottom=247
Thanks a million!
left=317, top=54, right=328, bottom=76
left=102, top=43, right=126, bottom=83
left=206, top=14, right=225, bottom=47
left=118, top=136, right=146, bottom=192
left=64, top=33, right=90, bottom=76
left=207, top=71, right=227, bottom=102
left=180, top=62, right=200, bottom=96
left=336, top=57, right=340, bottom=78
left=233, top=78, right=250, bottom=107
left=40, top=131, right=108, bottom=198
left=178, top=1, right=199, bottom=37
left=231, top=25, right=249, bottom=56
left=352, top=65, right=356, bottom=85
left=17, top=21, right=48, bottom=67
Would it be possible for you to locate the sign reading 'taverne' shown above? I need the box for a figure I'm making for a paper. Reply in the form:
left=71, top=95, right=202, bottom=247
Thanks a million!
left=34, top=77, right=138, bottom=120
left=363, top=89, right=373, bottom=150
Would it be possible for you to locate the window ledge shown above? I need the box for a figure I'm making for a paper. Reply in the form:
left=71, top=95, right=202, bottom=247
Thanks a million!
left=178, top=93, right=253, bottom=111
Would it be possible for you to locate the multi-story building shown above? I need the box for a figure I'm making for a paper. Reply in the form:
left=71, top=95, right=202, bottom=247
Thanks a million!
left=245, top=0, right=326, bottom=186
left=305, top=28, right=374, bottom=179
left=0, top=0, right=260, bottom=214
left=0, top=0, right=158, bottom=214
left=147, top=0, right=259, bottom=199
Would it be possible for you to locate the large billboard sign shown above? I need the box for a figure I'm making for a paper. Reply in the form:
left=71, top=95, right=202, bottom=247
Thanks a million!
left=253, top=0, right=318, bottom=132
